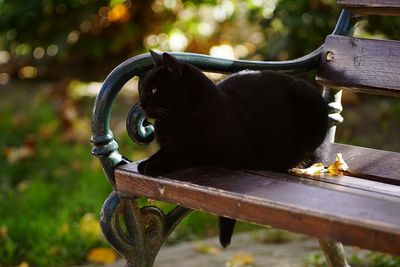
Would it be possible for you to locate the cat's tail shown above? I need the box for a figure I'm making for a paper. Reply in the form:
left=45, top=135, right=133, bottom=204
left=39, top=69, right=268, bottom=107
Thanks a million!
left=219, top=216, right=236, bottom=248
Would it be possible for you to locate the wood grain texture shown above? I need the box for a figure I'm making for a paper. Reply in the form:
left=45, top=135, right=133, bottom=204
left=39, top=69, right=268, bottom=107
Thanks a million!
left=115, top=162, right=400, bottom=255
left=338, top=0, right=400, bottom=16
left=326, top=143, right=400, bottom=185
left=316, top=35, right=400, bottom=96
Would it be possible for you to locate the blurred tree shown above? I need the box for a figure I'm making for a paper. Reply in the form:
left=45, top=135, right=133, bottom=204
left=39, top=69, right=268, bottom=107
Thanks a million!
left=0, top=0, right=399, bottom=83
left=0, top=0, right=165, bottom=80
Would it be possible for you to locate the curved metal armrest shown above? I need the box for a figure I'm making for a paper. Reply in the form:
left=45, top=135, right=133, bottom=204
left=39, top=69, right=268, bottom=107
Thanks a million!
left=91, top=9, right=355, bottom=187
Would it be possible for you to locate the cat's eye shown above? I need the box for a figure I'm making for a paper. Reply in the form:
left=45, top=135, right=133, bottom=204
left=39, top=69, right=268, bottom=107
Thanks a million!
left=151, top=88, right=157, bottom=95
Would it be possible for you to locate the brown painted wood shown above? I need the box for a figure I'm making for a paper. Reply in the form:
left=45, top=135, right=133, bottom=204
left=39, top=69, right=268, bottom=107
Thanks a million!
left=115, top=164, right=400, bottom=255
left=316, top=35, right=400, bottom=96
left=338, top=0, right=400, bottom=16
left=326, top=143, right=400, bottom=185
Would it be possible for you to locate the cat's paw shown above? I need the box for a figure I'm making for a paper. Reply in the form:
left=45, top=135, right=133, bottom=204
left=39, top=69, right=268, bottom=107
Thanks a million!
left=143, top=168, right=160, bottom=176
left=137, top=161, right=147, bottom=174
left=138, top=161, right=160, bottom=176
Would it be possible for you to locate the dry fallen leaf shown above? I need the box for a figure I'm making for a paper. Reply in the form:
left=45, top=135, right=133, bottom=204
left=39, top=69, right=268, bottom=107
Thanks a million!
left=87, top=247, right=117, bottom=264
left=16, top=180, right=30, bottom=193
left=58, top=223, right=70, bottom=236
left=289, top=153, right=349, bottom=177
left=327, top=153, right=349, bottom=176
left=289, top=163, right=326, bottom=176
left=79, top=213, right=102, bottom=239
left=4, top=145, right=35, bottom=163
left=38, top=123, right=56, bottom=140
left=18, top=262, right=29, bottom=267
left=225, top=252, right=254, bottom=267
left=0, top=225, right=8, bottom=238
left=193, top=243, right=221, bottom=255
left=47, top=246, right=61, bottom=257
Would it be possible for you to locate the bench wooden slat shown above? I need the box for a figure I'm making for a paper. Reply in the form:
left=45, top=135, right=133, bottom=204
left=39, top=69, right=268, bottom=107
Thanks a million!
left=248, top=170, right=400, bottom=201
left=326, top=143, right=400, bottom=185
left=338, top=0, right=400, bottom=16
left=115, top=164, right=400, bottom=255
left=316, top=35, right=400, bottom=96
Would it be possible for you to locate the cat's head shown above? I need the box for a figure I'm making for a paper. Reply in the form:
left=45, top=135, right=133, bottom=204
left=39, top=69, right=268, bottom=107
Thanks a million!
left=138, top=51, right=202, bottom=119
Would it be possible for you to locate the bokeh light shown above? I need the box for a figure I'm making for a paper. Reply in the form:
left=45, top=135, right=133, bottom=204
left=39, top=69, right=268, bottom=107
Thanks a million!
left=209, top=44, right=236, bottom=59
left=18, top=66, right=38, bottom=79
left=0, top=51, right=11, bottom=64
left=169, top=30, right=188, bottom=51
left=33, top=47, right=45, bottom=59
left=47, top=45, right=59, bottom=57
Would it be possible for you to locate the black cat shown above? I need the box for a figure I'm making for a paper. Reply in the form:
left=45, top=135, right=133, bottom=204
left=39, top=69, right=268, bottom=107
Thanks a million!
left=137, top=50, right=328, bottom=247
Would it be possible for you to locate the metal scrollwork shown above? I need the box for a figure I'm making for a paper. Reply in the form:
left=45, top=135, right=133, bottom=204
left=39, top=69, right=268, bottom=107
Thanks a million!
left=101, top=192, right=191, bottom=267
left=126, top=103, right=155, bottom=145
left=322, top=87, right=344, bottom=143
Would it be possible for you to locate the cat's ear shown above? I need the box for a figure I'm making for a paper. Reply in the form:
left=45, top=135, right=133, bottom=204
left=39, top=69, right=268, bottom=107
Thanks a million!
left=162, top=53, right=182, bottom=76
left=149, top=50, right=163, bottom=66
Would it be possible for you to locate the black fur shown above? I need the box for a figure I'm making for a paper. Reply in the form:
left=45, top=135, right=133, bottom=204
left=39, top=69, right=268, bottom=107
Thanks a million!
left=138, top=51, right=329, bottom=247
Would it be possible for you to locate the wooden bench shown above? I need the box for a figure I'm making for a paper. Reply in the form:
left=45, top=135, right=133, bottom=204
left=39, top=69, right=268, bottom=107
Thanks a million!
left=91, top=3, right=400, bottom=267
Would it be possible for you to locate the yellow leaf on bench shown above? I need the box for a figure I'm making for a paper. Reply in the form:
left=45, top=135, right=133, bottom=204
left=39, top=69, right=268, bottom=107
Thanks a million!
left=289, top=153, right=349, bottom=177
left=327, top=153, right=349, bottom=176
left=289, top=163, right=326, bottom=176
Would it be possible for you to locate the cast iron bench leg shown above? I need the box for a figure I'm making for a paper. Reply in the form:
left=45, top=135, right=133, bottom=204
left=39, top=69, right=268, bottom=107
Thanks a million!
left=319, top=239, right=350, bottom=267
left=100, top=191, right=191, bottom=267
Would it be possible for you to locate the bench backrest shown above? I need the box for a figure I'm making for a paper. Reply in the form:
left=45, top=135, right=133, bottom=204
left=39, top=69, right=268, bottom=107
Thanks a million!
left=338, top=0, right=400, bottom=16
left=317, top=1, right=400, bottom=97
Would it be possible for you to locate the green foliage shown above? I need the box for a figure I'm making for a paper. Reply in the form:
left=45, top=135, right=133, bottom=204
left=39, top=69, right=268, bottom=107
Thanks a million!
left=336, top=95, right=400, bottom=152
left=0, top=0, right=106, bottom=59
left=305, top=251, right=400, bottom=267
left=360, top=16, right=400, bottom=40
left=1, top=0, right=400, bottom=81
left=363, top=253, right=400, bottom=267
left=0, top=90, right=112, bottom=266
left=304, top=252, right=327, bottom=267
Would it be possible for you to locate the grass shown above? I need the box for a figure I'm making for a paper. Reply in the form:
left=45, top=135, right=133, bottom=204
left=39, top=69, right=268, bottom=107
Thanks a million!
left=305, top=251, right=400, bottom=267
left=0, top=90, right=111, bottom=266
